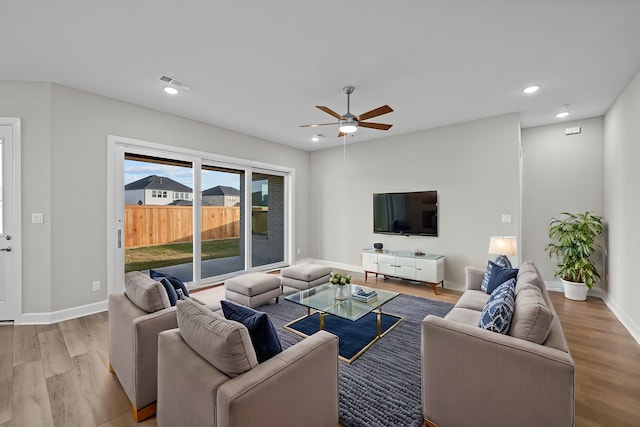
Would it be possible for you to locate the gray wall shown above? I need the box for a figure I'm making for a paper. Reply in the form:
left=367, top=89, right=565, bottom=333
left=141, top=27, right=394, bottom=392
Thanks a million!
left=604, top=67, right=640, bottom=337
left=521, top=117, right=605, bottom=284
left=309, top=114, right=521, bottom=290
left=0, top=81, right=310, bottom=313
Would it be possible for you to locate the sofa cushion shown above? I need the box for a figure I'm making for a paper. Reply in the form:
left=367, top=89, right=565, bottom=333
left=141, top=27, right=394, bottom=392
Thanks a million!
left=176, top=298, right=258, bottom=378
left=515, top=261, right=546, bottom=295
left=481, top=255, right=512, bottom=292
left=454, top=290, right=490, bottom=311
left=124, top=271, right=171, bottom=313
left=478, top=278, right=516, bottom=334
left=485, top=262, right=519, bottom=294
left=150, top=269, right=190, bottom=299
left=220, top=300, right=282, bottom=363
left=445, top=307, right=483, bottom=326
left=509, top=284, right=554, bottom=344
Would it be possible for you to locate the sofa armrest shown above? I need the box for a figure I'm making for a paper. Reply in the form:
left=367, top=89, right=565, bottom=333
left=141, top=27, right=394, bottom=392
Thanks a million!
left=422, top=315, right=574, bottom=427
left=217, top=331, right=339, bottom=427
left=465, top=266, right=485, bottom=291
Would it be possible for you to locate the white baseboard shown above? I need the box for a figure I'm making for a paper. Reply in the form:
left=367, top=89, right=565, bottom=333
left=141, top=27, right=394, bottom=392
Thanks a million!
left=17, top=300, right=108, bottom=325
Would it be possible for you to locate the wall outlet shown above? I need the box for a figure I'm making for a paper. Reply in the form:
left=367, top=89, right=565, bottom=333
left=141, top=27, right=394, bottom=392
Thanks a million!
left=92, top=281, right=101, bottom=291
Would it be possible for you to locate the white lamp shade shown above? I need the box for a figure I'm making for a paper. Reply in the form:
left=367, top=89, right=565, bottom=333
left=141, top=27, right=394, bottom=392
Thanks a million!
left=489, top=236, right=518, bottom=256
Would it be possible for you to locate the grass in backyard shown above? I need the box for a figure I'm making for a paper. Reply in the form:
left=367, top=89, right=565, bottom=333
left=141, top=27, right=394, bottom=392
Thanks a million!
left=125, top=238, right=240, bottom=272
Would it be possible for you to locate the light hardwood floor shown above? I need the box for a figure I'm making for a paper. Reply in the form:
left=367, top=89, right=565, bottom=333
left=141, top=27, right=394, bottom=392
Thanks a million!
left=0, top=274, right=638, bottom=427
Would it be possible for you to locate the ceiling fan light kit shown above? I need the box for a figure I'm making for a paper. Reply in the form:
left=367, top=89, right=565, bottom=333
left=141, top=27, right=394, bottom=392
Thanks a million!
left=301, top=86, right=393, bottom=138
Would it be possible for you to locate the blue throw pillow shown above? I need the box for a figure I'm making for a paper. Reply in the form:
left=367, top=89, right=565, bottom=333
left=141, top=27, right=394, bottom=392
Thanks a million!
left=481, top=255, right=513, bottom=292
left=478, top=278, right=516, bottom=334
left=485, top=262, right=519, bottom=294
left=150, top=270, right=189, bottom=300
left=220, top=300, right=282, bottom=363
left=159, top=278, right=178, bottom=306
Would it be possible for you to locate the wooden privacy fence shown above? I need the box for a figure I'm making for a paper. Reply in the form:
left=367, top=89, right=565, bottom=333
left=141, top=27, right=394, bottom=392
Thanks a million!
left=124, top=205, right=240, bottom=248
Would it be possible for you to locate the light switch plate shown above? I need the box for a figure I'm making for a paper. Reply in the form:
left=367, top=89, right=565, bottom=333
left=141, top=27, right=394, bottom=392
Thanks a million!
left=32, top=213, right=44, bottom=224
left=501, top=214, right=512, bottom=224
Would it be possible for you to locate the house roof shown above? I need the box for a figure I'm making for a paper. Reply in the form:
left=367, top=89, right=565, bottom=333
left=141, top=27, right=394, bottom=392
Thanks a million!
left=202, top=185, right=240, bottom=196
left=124, top=175, right=192, bottom=192
left=3, top=2, right=640, bottom=152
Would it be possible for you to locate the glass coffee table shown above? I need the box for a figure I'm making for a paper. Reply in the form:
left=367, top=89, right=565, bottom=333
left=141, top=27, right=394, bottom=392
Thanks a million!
left=284, top=284, right=402, bottom=362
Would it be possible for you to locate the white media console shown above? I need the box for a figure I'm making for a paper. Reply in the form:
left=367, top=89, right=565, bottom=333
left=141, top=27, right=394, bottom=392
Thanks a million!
left=362, top=249, right=445, bottom=294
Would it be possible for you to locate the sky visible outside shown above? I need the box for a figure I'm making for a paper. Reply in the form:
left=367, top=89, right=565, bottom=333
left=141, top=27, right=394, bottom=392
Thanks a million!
left=124, top=159, right=239, bottom=191
left=124, top=159, right=265, bottom=193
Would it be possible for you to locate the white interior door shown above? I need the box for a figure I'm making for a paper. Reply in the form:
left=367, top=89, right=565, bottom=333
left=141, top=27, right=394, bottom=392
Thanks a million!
left=0, top=119, right=21, bottom=321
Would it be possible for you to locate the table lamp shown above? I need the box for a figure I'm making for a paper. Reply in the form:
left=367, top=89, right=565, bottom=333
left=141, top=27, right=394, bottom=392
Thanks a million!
left=488, top=236, right=518, bottom=257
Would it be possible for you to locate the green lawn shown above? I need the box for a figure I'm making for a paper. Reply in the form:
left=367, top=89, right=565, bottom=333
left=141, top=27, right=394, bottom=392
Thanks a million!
left=125, top=238, right=240, bottom=272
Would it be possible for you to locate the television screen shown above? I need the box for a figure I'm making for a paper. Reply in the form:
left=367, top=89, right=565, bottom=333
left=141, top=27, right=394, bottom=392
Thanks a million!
left=373, top=191, right=438, bottom=236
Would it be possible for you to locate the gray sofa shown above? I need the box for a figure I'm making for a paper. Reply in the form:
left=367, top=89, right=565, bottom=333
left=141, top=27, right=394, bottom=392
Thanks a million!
left=157, top=299, right=340, bottom=427
left=421, top=261, right=575, bottom=427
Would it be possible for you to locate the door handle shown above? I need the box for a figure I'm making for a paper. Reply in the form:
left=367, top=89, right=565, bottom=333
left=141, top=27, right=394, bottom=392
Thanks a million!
left=1, top=246, right=12, bottom=252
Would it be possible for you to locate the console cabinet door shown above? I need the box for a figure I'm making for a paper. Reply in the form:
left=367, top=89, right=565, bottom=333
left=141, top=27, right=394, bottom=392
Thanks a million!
left=395, top=256, right=416, bottom=280
left=377, top=254, right=396, bottom=275
left=415, top=257, right=444, bottom=283
left=362, top=252, right=378, bottom=273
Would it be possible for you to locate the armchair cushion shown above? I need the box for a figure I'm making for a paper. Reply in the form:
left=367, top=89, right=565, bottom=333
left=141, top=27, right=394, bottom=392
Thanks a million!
left=151, top=269, right=190, bottom=299
left=509, top=284, right=554, bottom=344
left=220, top=300, right=282, bottom=363
left=478, top=278, right=516, bottom=334
left=124, top=271, right=170, bottom=313
left=159, top=278, right=179, bottom=306
left=176, top=298, right=258, bottom=378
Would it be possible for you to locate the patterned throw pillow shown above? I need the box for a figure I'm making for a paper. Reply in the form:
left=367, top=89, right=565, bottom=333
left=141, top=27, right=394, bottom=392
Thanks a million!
left=480, top=255, right=513, bottom=292
left=478, top=278, right=516, bottom=334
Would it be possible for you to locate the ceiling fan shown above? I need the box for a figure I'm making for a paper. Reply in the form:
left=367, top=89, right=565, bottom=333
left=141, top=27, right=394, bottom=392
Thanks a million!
left=300, top=86, right=393, bottom=137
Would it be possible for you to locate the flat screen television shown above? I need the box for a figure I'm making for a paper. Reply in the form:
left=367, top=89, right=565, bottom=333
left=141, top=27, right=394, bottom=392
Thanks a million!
left=373, top=191, right=438, bottom=236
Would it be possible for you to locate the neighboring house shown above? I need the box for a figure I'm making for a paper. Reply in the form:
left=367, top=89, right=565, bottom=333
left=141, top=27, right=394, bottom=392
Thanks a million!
left=125, top=175, right=193, bottom=205
left=202, top=185, right=240, bottom=206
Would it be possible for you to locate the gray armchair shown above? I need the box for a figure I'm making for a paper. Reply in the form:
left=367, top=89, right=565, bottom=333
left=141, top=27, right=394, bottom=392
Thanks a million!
left=108, top=271, right=177, bottom=421
left=157, top=299, right=339, bottom=427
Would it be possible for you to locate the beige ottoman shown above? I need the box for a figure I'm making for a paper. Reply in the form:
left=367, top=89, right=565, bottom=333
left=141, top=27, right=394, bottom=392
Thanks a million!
left=224, top=272, right=282, bottom=308
left=280, top=264, right=331, bottom=290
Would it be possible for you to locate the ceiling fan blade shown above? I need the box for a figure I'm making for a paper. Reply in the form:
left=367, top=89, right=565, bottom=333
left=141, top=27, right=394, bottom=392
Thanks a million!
left=299, top=122, right=337, bottom=128
left=359, top=122, right=393, bottom=131
left=316, top=106, right=343, bottom=120
left=337, top=132, right=346, bottom=138
left=358, top=105, right=393, bottom=121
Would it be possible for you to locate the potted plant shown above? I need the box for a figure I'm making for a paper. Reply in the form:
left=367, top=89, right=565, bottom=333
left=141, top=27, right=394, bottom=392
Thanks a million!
left=545, top=211, right=603, bottom=300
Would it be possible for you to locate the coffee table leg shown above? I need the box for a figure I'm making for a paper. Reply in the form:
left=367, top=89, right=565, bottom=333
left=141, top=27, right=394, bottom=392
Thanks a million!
left=377, top=308, right=382, bottom=338
left=319, top=312, right=325, bottom=330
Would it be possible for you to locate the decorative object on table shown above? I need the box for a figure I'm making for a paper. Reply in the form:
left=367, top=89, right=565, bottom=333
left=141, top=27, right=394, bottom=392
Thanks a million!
left=545, top=211, right=603, bottom=301
left=329, top=272, right=351, bottom=301
left=373, top=242, right=383, bottom=250
left=351, top=286, right=378, bottom=303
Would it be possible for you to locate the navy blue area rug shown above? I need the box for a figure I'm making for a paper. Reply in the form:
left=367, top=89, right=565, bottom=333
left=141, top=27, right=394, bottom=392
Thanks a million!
left=285, top=311, right=402, bottom=362
left=258, top=293, right=454, bottom=427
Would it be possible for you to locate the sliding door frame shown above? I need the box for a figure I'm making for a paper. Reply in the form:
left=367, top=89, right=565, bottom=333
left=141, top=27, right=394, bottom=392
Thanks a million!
left=107, top=135, right=294, bottom=294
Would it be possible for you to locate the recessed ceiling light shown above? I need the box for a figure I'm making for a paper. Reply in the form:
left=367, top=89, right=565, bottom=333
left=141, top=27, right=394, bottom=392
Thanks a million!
left=164, top=86, right=179, bottom=95
left=555, top=110, right=570, bottom=119
left=523, top=85, right=541, bottom=94
left=311, top=134, right=325, bottom=142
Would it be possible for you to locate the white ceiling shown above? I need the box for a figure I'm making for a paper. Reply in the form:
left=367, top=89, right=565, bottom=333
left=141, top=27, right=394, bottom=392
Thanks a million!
left=3, top=1, right=640, bottom=151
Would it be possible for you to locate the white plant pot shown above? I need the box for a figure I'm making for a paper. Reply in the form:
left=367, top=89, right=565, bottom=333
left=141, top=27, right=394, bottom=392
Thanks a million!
left=561, top=279, right=588, bottom=301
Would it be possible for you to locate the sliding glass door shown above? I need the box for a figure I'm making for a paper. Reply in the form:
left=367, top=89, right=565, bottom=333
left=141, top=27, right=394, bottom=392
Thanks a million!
left=110, top=138, right=291, bottom=292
